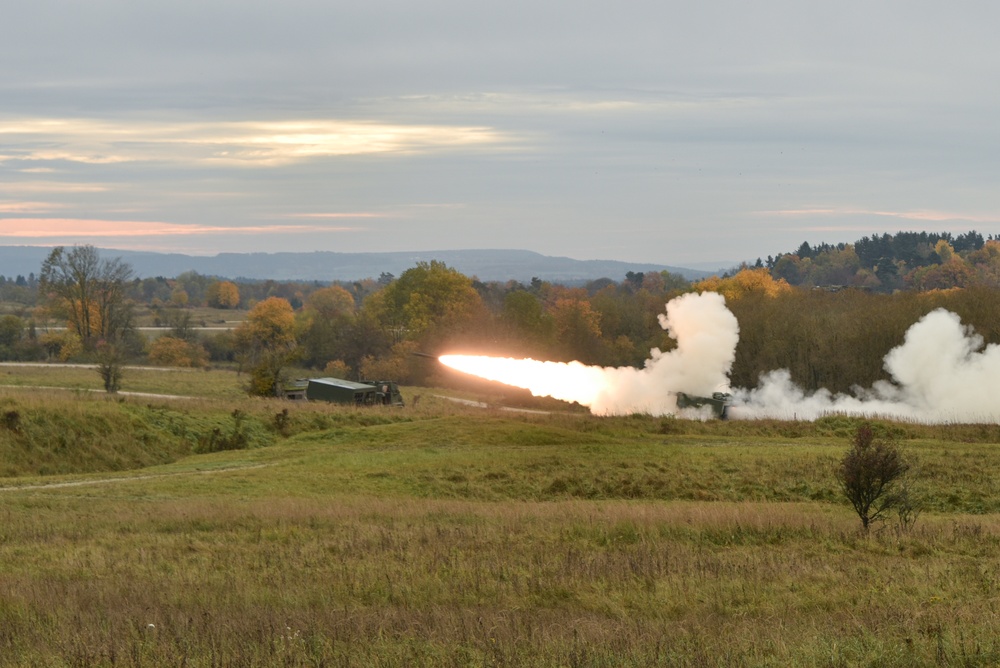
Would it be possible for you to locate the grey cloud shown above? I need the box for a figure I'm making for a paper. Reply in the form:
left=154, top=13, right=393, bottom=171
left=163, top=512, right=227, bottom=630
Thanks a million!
left=2, top=1, right=1000, bottom=265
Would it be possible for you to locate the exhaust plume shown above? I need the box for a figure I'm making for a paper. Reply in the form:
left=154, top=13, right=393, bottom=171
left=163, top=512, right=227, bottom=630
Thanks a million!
left=735, top=308, right=1000, bottom=422
left=440, top=293, right=1000, bottom=424
left=441, top=291, right=738, bottom=417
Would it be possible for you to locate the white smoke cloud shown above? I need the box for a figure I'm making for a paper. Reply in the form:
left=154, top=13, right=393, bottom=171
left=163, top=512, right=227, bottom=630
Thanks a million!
left=441, top=291, right=739, bottom=417
left=442, top=293, right=1000, bottom=423
left=590, top=291, right=739, bottom=416
left=734, top=308, right=1000, bottom=423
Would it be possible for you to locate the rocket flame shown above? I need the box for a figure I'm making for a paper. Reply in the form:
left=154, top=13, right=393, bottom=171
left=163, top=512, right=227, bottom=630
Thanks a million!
left=438, top=290, right=1000, bottom=424
left=440, top=291, right=739, bottom=417
left=437, top=356, right=610, bottom=406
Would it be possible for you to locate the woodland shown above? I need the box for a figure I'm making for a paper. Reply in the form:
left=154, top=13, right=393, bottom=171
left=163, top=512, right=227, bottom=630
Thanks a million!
left=0, top=231, right=998, bottom=398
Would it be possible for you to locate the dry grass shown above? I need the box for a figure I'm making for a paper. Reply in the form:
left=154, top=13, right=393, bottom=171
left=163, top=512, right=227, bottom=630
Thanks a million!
left=1, top=392, right=1000, bottom=665
left=1, top=492, right=999, bottom=666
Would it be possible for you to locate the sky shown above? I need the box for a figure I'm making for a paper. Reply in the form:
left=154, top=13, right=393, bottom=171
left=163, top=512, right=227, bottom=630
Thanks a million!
left=2, top=1, right=999, bottom=268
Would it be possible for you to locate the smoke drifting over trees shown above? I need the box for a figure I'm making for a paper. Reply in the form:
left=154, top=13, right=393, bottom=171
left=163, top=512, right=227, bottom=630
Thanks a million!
left=442, top=292, right=739, bottom=416
left=6, top=239, right=1000, bottom=422
left=736, top=308, right=1000, bottom=422
left=444, top=292, right=1000, bottom=424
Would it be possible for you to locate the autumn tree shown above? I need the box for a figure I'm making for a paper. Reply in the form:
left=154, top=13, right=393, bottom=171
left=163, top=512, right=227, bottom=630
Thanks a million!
left=233, top=297, right=298, bottom=396
left=39, top=245, right=135, bottom=350
left=306, top=285, right=355, bottom=319
left=588, top=282, right=669, bottom=366
left=206, top=280, right=241, bottom=309
left=170, top=287, right=189, bottom=307
left=173, top=271, right=212, bottom=306
left=549, top=297, right=603, bottom=362
left=160, top=308, right=197, bottom=342
left=0, top=315, right=23, bottom=350
left=149, top=336, right=208, bottom=368
left=694, top=267, right=793, bottom=301
left=298, top=285, right=357, bottom=370
left=366, top=261, right=485, bottom=345
left=499, top=290, right=553, bottom=353
left=658, top=270, right=691, bottom=295
left=316, top=309, right=387, bottom=379
left=39, top=330, right=82, bottom=362
left=359, top=262, right=487, bottom=383
left=906, top=249, right=976, bottom=290
left=39, top=245, right=137, bottom=392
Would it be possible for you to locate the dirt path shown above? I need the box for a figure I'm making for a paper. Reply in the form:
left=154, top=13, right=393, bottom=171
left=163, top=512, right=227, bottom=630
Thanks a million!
left=0, top=384, right=190, bottom=400
left=0, top=464, right=268, bottom=493
left=0, top=362, right=194, bottom=372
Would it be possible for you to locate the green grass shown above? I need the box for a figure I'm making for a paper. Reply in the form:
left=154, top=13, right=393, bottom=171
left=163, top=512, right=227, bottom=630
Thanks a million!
left=0, top=363, right=248, bottom=399
left=3, top=391, right=1000, bottom=665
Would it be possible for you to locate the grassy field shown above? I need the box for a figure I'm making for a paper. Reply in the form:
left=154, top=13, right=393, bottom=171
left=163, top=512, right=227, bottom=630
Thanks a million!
left=0, top=363, right=248, bottom=399
left=2, top=379, right=1000, bottom=665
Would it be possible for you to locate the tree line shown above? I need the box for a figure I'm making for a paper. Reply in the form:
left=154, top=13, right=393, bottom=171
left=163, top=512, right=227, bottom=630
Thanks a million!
left=760, top=230, right=1000, bottom=292
left=3, top=245, right=999, bottom=397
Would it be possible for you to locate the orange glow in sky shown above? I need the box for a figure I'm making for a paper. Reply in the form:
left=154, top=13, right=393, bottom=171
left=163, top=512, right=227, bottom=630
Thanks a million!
left=0, top=219, right=363, bottom=238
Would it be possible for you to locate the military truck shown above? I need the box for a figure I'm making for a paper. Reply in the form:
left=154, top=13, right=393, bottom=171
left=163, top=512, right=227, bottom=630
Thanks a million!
left=304, top=377, right=405, bottom=406
left=675, top=391, right=732, bottom=419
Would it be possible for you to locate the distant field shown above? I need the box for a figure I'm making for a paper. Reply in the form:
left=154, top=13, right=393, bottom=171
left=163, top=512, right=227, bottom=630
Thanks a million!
left=1, top=390, right=1000, bottom=665
left=0, top=362, right=247, bottom=399
left=0, top=302, right=248, bottom=328
left=133, top=304, right=249, bottom=329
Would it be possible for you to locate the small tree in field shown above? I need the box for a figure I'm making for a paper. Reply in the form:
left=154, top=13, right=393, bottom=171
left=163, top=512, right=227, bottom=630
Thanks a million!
left=233, top=297, right=298, bottom=396
left=836, top=423, right=910, bottom=533
left=94, top=340, right=126, bottom=394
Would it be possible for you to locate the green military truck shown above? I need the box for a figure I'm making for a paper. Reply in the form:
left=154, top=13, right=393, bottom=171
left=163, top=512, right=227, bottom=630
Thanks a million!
left=304, top=377, right=405, bottom=406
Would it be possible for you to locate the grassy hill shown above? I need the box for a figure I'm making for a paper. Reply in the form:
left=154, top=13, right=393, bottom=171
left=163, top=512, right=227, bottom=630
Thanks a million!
left=2, top=380, right=1000, bottom=665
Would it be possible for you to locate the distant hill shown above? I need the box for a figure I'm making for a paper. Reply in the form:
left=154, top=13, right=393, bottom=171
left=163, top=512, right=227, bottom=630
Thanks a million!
left=0, top=247, right=713, bottom=283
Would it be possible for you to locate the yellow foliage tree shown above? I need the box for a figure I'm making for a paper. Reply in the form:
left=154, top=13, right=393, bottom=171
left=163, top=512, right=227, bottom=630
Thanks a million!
left=323, top=359, right=351, bottom=378
left=549, top=297, right=603, bottom=361
left=149, top=336, right=208, bottom=368
left=206, top=280, right=241, bottom=309
left=367, top=261, right=484, bottom=343
left=694, top=268, right=793, bottom=301
left=935, top=239, right=955, bottom=264
left=170, top=288, right=189, bottom=307
left=233, top=297, right=298, bottom=396
left=306, top=286, right=355, bottom=319
left=39, top=330, right=83, bottom=362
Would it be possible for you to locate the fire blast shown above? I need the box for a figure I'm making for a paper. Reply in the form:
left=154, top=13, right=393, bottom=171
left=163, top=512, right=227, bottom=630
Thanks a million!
left=441, top=291, right=1000, bottom=423
left=440, top=291, right=738, bottom=417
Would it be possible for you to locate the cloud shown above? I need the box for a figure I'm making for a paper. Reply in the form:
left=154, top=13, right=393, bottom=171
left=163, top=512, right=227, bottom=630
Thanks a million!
left=757, top=207, right=1000, bottom=225
left=0, top=201, right=66, bottom=213
left=0, top=117, right=509, bottom=167
left=0, top=219, right=365, bottom=239
left=0, top=181, right=110, bottom=193
left=285, top=212, right=386, bottom=219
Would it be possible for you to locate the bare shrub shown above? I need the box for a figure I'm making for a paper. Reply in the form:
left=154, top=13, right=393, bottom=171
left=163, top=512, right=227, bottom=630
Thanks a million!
left=2, top=409, right=21, bottom=432
left=95, top=341, right=126, bottom=394
left=836, top=423, right=912, bottom=533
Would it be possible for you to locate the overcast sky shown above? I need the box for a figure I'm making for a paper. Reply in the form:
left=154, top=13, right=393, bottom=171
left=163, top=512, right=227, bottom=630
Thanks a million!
left=2, top=1, right=999, bottom=268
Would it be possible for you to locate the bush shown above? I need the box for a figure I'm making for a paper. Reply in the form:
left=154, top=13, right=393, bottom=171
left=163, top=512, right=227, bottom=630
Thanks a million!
left=836, top=423, right=912, bottom=532
left=323, top=359, right=351, bottom=378
left=149, top=336, right=208, bottom=367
